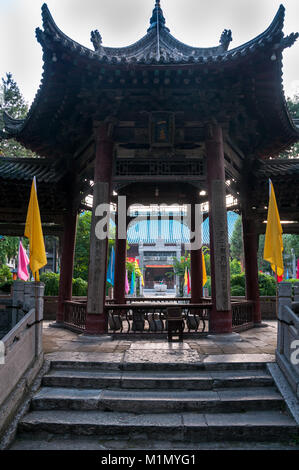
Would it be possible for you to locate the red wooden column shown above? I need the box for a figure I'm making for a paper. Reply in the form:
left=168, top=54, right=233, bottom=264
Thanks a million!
left=57, top=211, right=78, bottom=323
left=242, top=212, right=261, bottom=324
left=114, top=211, right=127, bottom=305
left=86, top=124, right=113, bottom=334
left=190, top=200, right=203, bottom=303
left=205, top=124, right=232, bottom=333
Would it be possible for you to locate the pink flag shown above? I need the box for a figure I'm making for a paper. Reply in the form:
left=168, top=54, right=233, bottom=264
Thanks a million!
left=297, top=259, right=299, bottom=280
left=17, top=241, right=29, bottom=281
left=125, top=270, right=130, bottom=294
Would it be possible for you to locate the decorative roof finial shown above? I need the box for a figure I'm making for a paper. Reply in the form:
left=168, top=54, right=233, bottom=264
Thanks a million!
left=90, top=29, right=102, bottom=51
left=147, top=0, right=169, bottom=33
left=219, top=29, right=232, bottom=51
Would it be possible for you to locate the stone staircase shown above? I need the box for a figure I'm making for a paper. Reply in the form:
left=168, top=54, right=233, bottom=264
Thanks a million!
left=10, top=359, right=299, bottom=450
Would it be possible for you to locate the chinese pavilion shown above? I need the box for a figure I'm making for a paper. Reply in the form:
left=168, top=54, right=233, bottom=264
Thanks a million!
left=1, top=2, right=299, bottom=335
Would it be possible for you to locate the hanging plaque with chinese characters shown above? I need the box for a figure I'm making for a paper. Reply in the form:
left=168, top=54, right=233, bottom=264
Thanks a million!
left=149, top=112, right=175, bottom=148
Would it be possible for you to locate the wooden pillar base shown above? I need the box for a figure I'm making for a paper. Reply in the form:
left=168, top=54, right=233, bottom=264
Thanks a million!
left=209, top=310, right=232, bottom=334
left=85, top=313, right=107, bottom=335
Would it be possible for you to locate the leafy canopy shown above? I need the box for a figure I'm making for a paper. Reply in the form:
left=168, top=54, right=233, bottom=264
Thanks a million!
left=0, top=73, right=37, bottom=158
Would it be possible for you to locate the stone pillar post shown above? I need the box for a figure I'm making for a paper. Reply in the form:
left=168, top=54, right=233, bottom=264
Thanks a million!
left=205, top=124, right=232, bottom=333
left=11, top=281, right=25, bottom=328
left=190, top=200, right=203, bottom=303
left=277, top=282, right=292, bottom=354
left=114, top=212, right=127, bottom=305
left=21, top=281, right=44, bottom=357
left=242, top=211, right=261, bottom=324
left=86, top=124, right=113, bottom=334
left=56, top=211, right=78, bottom=324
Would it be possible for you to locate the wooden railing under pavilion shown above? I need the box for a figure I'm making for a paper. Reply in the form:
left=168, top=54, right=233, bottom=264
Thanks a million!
left=61, top=297, right=255, bottom=336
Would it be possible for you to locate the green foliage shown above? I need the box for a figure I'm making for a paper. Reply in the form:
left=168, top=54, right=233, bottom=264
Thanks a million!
left=257, top=234, right=272, bottom=273
left=202, top=246, right=211, bottom=276
left=0, top=236, right=24, bottom=265
left=230, top=258, right=242, bottom=275
left=73, top=212, right=129, bottom=283
left=231, top=285, right=245, bottom=296
left=0, top=264, right=12, bottom=283
left=204, top=276, right=211, bottom=296
left=258, top=272, right=276, bottom=296
left=73, top=212, right=92, bottom=281
left=40, top=272, right=60, bottom=296
left=72, top=277, right=88, bottom=296
left=231, top=273, right=246, bottom=290
left=0, top=73, right=37, bottom=158
left=40, top=271, right=88, bottom=296
left=229, top=271, right=276, bottom=297
left=279, top=94, right=299, bottom=158
left=230, top=217, right=244, bottom=262
left=167, top=254, right=190, bottom=297
left=283, top=234, right=299, bottom=258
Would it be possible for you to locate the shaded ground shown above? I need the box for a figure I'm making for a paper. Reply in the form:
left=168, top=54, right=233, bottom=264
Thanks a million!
left=43, top=320, right=277, bottom=357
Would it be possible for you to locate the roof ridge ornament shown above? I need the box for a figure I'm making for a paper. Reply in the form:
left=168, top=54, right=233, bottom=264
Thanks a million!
left=147, top=0, right=170, bottom=33
left=219, top=29, right=232, bottom=51
left=90, top=30, right=103, bottom=51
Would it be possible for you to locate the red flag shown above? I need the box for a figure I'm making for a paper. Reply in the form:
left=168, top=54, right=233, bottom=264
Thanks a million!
left=187, top=269, right=191, bottom=294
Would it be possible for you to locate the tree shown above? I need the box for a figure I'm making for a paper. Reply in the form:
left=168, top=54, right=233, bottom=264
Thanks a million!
left=279, top=93, right=299, bottom=159
left=73, top=212, right=92, bottom=281
left=73, top=211, right=130, bottom=282
left=0, top=73, right=37, bottom=158
left=166, top=254, right=190, bottom=297
left=0, top=236, right=27, bottom=266
left=230, top=216, right=244, bottom=263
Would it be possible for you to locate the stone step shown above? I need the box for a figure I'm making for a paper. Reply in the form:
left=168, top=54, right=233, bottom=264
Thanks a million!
left=31, top=386, right=284, bottom=413
left=18, top=409, right=298, bottom=442
left=10, top=434, right=299, bottom=450
left=42, top=368, right=274, bottom=390
left=49, top=357, right=270, bottom=372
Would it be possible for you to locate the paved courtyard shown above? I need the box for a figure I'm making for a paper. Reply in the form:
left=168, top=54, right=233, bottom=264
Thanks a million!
left=43, top=320, right=278, bottom=362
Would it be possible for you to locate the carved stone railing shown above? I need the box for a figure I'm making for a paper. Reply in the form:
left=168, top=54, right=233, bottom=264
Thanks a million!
left=276, top=282, right=299, bottom=400
left=0, top=281, right=44, bottom=442
left=231, top=301, right=254, bottom=332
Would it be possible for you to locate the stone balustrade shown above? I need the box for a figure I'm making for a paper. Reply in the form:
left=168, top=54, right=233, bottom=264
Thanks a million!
left=277, top=282, right=299, bottom=400
left=0, top=281, right=45, bottom=443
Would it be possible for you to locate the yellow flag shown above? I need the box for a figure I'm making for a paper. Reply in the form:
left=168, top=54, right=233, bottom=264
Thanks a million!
left=184, top=267, right=188, bottom=286
left=263, top=180, right=283, bottom=277
left=24, top=178, right=47, bottom=281
left=134, top=260, right=144, bottom=286
left=202, top=251, right=207, bottom=286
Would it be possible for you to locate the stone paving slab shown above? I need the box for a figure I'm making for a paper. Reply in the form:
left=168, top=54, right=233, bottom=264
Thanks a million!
left=203, top=354, right=275, bottom=364
left=45, top=352, right=125, bottom=370
left=129, top=342, right=190, bottom=350
left=42, top=321, right=278, bottom=363
left=123, top=349, right=202, bottom=366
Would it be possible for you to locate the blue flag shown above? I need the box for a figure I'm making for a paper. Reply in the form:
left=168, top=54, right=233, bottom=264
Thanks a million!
left=107, top=246, right=115, bottom=286
left=130, top=268, right=135, bottom=295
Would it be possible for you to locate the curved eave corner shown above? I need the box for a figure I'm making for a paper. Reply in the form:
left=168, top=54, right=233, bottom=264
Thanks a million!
left=0, top=111, right=25, bottom=138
